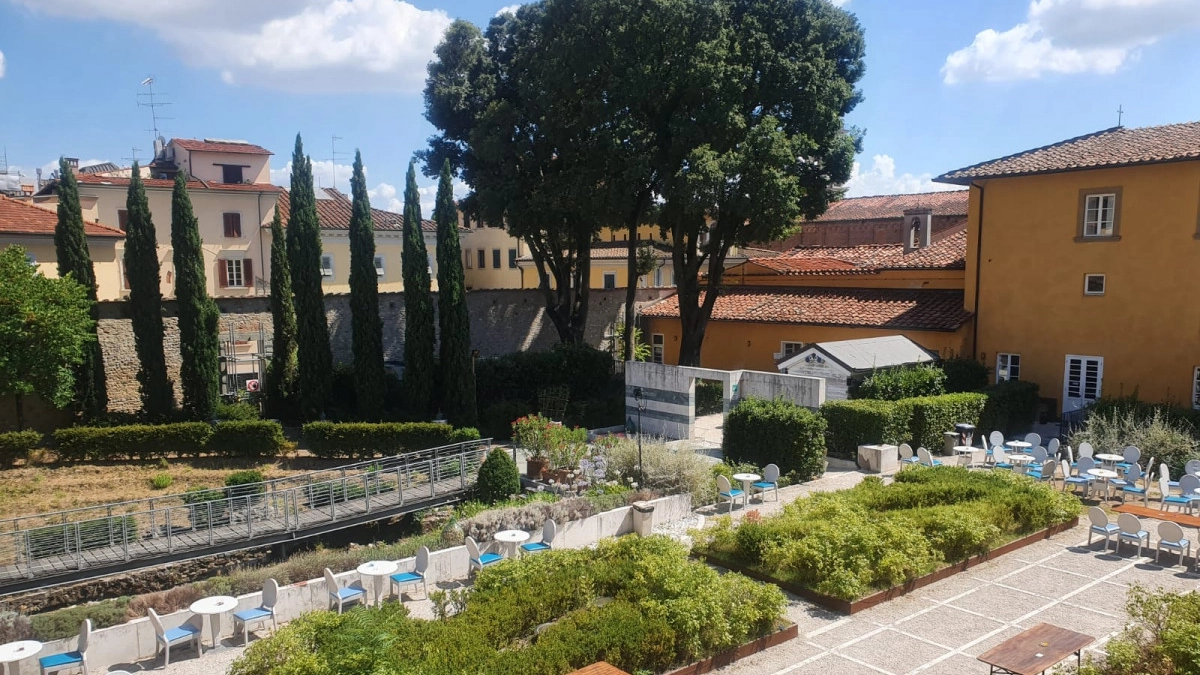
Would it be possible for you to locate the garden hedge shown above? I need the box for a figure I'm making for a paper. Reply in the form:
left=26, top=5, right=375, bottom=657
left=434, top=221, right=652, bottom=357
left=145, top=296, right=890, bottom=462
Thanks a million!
left=820, top=399, right=909, bottom=459
left=723, top=397, right=827, bottom=480
left=979, top=380, right=1040, bottom=437
left=943, top=358, right=989, bottom=393
left=851, top=365, right=946, bottom=401
left=302, top=422, right=481, bottom=459
left=0, top=431, right=42, bottom=468
left=899, top=392, right=988, bottom=451
left=474, top=344, right=614, bottom=405
left=51, top=421, right=287, bottom=462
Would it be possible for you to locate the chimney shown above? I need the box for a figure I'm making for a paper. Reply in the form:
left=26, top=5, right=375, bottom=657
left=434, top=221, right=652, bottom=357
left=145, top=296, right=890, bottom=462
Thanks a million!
left=902, top=208, right=932, bottom=253
left=65, top=158, right=80, bottom=175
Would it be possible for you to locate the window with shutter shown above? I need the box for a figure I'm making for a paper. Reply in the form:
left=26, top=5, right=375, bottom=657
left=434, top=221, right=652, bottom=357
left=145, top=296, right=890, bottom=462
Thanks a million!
left=492, top=249, right=501, bottom=269
left=477, top=249, right=486, bottom=269
left=222, top=259, right=245, bottom=288
left=117, top=209, right=129, bottom=232
left=223, top=213, right=242, bottom=238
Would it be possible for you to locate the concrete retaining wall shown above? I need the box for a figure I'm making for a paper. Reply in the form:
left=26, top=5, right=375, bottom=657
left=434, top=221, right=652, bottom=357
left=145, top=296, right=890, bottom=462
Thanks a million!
left=22, top=493, right=691, bottom=673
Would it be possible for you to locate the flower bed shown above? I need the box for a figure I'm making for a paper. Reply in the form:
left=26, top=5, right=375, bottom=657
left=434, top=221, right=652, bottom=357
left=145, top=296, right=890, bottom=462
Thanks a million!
left=229, top=536, right=786, bottom=675
left=694, top=466, right=1080, bottom=605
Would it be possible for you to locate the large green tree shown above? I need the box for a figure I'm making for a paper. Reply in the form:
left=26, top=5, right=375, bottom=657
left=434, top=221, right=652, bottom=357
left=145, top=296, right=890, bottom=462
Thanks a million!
left=265, top=208, right=298, bottom=420
left=171, top=174, right=221, bottom=420
left=0, top=245, right=95, bottom=430
left=286, top=135, right=333, bottom=420
left=123, top=163, right=174, bottom=419
left=401, top=161, right=436, bottom=419
left=433, top=160, right=476, bottom=427
left=348, top=150, right=385, bottom=421
left=54, top=157, right=107, bottom=419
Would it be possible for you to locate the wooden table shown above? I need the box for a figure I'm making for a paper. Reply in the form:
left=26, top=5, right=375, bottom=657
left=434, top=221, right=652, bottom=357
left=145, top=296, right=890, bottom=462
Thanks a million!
left=977, top=623, right=1093, bottom=675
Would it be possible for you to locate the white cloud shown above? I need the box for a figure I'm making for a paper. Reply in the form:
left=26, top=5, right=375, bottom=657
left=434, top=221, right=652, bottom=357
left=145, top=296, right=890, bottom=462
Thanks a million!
left=495, top=4, right=522, bottom=16
left=270, top=159, right=357, bottom=195
left=842, top=154, right=960, bottom=198
left=0, top=50, right=6, bottom=78
left=943, top=0, right=1200, bottom=84
left=12, top=0, right=452, bottom=93
left=830, top=0, right=851, bottom=6
left=370, top=179, right=467, bottom=218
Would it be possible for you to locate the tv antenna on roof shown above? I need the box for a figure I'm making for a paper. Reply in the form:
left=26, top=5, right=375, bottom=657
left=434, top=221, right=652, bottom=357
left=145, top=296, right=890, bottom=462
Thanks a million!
left=1117, top=105, right=1124, bottom=127
left=329, top=135, right=347, bottom=191
left=138, top=77, right=173, bottom=142
left=121, top=148, right=144, bottom=165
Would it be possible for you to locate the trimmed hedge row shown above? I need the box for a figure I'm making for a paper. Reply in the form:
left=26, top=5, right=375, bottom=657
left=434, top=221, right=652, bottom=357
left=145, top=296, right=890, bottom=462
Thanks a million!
left=302, top=422, right=481, bottom=459
left=723, top=398, right=827, bottom=480
left=821, top=392, right=988, bottom=458
left=0, top=431, right=42, bottom=468
left=52, top=421, right=285, bottom=462
left=979, top=380, right=1041, bottom=437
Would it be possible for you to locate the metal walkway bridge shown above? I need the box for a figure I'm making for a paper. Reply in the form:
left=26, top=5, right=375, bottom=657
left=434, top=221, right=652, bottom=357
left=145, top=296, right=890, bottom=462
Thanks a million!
left=0, top=439, right=492, bottom=595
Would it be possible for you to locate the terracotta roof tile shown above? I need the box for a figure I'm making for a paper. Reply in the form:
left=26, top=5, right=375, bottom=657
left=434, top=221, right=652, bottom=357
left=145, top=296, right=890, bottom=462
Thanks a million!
left=642, top=286, right=971, bottom=331
left=276, top=189, right=433, bottom=232
left=811, top=190, right=968, bottom=221
left=0, top=196, right=123, bottom=238
left=936, top=121, right=1200, bottom=184
left=74, top=173, right=283, bottom=194
left=171, top=138, right=273, bottom=155
left=750, top=228, right=966, bottom=276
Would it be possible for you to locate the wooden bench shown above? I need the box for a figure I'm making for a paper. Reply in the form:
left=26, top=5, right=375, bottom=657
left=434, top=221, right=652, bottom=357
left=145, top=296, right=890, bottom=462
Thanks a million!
left=569, top=663, right=633, bottom=675
left=1113, top=503, right=1200, bottom=528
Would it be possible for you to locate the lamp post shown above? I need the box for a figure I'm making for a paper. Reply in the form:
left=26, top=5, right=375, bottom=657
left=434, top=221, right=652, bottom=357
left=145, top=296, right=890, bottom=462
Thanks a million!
left=633, top=387, right=646, bottom=486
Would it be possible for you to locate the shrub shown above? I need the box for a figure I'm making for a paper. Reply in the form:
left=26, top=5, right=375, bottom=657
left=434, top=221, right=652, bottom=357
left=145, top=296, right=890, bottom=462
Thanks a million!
left=820, top=399, right=908, bottom=459
left=979, top=380, right=1040, bottom=437
left=475, top=449, right=521, bottom=505
left=478, top=399, right=534, bottom=440
left=0, top=611, right=34, bottom=644
left=1072, top=407, right=1199, bottom=476
left=149, top=473, right=173, bottom=490
left=1079, top=586, right=1200, bottom=675
left=53, top=423, right=213, bottom=462
left=474, top=344, right=614, bottom=406
left=208, top=420, right=286, bottom=458
left=225, top=469, right=267, bottom=499
left=723, top=398, right=826, bottom=480
left=695, top=381, right=724, bottom=416
left=897, top=392, right=988, bottom=451
left=852, top=365, right=946, bottom=400
left=124, top=585, right=207, bottom=621
left=30, top=598, right=131, bottom=641
left=942, top=358, right=989, bottom=393
left=302, top=422, right=481, bottom=459
left=595, top=437, right=715, bottom=506
left=0, top=430, right=41, bottom=468
left=215, top=401, right=261, bottom=421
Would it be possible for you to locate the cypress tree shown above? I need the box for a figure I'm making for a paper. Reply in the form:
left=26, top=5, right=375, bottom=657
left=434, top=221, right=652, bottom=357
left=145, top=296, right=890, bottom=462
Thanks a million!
left=171, top=174, right=221, bottom=420
left=286, top=134, right=333, bottom=420
left=434, top=160, right=476, bottom=427
left=54, top=157, right=107, bottom=419
left=401, top=160, right=435, bottom=419
left=123, top=163, right=174, bottom=419
left=348, top=150, right=385, bottom=421
left=265, top=207, right=299, bottom=419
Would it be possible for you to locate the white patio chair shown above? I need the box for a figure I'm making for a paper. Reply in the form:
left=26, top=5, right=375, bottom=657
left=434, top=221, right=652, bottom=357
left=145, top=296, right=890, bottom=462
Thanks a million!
left=989, top=430, right=1004, bottom=449
left=992, top=446, right=1013, bottom=471
left=521, top=520, right=557, bottom=554
left=233, top=578, right=278, bottom=645
left=1027, top=459, right=1057, bottom=484
left=1159, top=475, right=1194, bottom=512
left=1024, top=432, right=1042, bottom=450
left=716, top=474, right=745, bottom=511
left=1078, top=442, right=1094, bottom=460
left=751, top=464, right=780, bottom=502
left=1031, top=446, right=1048, bottom=464
left=1064, top=444, right=1075, bottom=467
left=466, top=536, right=503, bottom=576
left=1156, top=521, right=1192, bottom=567
left=1063, top=458, right=1095, bottom=496
left=1186, top=459, right=1200, bottom=476
left=917, top=447, right=942, bottom=467
left=1087, top=506, right=1119, bottom=550
left=1116, top=513, right=1150, bottom=557
left=147, top=609, right=199, bottom=667
left=898, top=443, right=919, bottom=467
left=1179, top=475, right=1200, bottom=512
left=39, top=619, right=91, bottom=675
left=324, top=567, right=366, bottom=614
left=1111, top=463, right=1150, bottom=506
left=1047, top=438, right=1061, bottom=459
left=1117, top=445, right=1141, bottom=472
left=391, top=546, right=431, bottom=599
left=1161, top=462, right=1176, bottom=492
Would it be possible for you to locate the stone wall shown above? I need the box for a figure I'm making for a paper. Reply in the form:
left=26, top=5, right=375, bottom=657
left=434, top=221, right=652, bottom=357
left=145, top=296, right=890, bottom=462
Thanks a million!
left=765, top=215, right=965, bottom=249
left=51, top=288, right=673, bottom=417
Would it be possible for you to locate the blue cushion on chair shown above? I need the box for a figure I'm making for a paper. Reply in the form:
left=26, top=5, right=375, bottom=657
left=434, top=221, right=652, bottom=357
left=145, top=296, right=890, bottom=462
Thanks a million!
left=477, top=552, right=503, bottom=565
left=1091, top=523, right=1119, bottom=534
left=751, top=481, right=776, bottom=489
left=233, top=607, right=272, bottom=623
left=39, top=652, right=83, bottom=668
left=721, top=488, right=744, bottom=498
left=163, top=625, right=201, bottom=642
left=334, top=587, right=364, bottom=600
left=995, top=462, right=1014, bottom=469
left=390, top=571, right=424, bottom=584
left=1164, top=495, right=1192, bottom=505
left=901, top=457, right=920, bottom=464
left=520, top=542, right=552, bottom=552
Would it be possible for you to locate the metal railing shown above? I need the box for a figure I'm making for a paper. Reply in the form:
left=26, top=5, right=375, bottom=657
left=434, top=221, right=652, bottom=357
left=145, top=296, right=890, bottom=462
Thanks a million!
left=0, top=439, right=491, bottom=582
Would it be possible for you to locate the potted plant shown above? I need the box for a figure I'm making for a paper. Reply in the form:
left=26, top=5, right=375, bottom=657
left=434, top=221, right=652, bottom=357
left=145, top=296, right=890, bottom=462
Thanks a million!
left=547, top=425, right=589, bottom=483
left=512, top=415, right=553, bottom=479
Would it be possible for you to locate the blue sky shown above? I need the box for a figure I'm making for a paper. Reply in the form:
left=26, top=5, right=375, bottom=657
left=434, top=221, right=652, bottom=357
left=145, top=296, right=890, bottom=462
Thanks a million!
left=1, top=0, right=1199, bottom=211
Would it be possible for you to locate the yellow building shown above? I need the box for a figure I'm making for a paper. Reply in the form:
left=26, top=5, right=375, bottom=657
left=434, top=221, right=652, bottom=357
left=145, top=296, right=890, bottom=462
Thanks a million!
left=276, top=187, right=439, bottom=293
left=517, top=241, right=677, bottom=290
left=935, top=121, right=1200, bottom=413
left=34, top=140, right=282, bottom=299
left=641, top=199, right=973, bottom=370
left=461, top=223, right=525, bottom=289
left=0, top=196, right=125, bottom=300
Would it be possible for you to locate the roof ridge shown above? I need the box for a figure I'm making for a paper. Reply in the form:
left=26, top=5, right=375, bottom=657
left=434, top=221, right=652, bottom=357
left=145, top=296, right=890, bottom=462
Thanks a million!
left=935, top=126, right=1122, bottom=183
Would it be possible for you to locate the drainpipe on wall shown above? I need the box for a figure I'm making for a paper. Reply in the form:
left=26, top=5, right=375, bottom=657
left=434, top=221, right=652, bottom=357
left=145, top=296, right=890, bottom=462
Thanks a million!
left=257, top=191, right=267, bottom=297
left=971, top=181, right=986, bottom=360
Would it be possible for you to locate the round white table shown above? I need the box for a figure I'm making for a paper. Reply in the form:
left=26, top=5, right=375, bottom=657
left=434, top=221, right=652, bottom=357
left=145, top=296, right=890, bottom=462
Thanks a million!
left=494, top=529, right=530, bottom=558
left=0, top=640, right=41, bottom=675
left=1005, top=440, right=1032, bottom=452
left=953, top=446, right=976, bottom=465
left=1088, top=468, right=1119, bottom=498
left=189, top=595, right=238, bottom=651
left=732, top=473, right=761, bottom=501
left=357, top=560, right=399, bottom=607
left=1095, top=453, right=1124, bottom=466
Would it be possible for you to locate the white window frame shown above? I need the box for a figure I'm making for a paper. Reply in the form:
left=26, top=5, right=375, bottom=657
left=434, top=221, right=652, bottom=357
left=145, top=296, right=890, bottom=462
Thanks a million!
left=1193, top=366, right=1200, bottom=410
left=320, top=254, right=334, bottom=278
left=225, top=258, right=246, bottom=288
left=653, top=267, right=663, bottom=288
left=603, top=272, right=617, bottom=289
left=1084, top=273, right=1106, bottom=296
left=1063, top=354, right=1103, bottom=412
left=374, top=255, right=385, bottom=277
left=1083, top=193, right=1116, bottom=237
left=781, top=341, right=804, bottom=358
left=651, top=333, right=665, bottom=364
left=996, top=353, right=1020, bottom=382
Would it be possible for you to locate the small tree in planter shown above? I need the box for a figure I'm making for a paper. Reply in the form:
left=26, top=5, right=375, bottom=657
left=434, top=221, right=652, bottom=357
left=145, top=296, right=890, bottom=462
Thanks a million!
left=476, top=448, right=520, bottom=505
left=513, top=414, right=553, bottom=478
